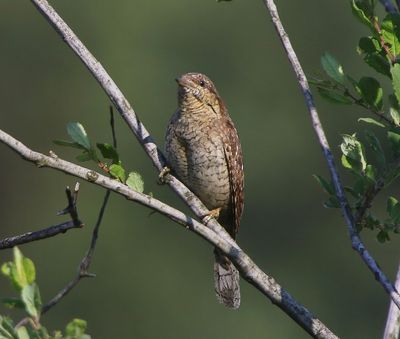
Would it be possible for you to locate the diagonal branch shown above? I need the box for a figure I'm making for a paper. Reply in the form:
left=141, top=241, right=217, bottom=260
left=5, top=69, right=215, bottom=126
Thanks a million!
left=29, top=0, right=233, bottom=248
left=262, top=0, right=400, bottom=309
left=0, top=183, right=83, bottom=250
left=379, top=0, right=398, bottom=13
left=0, top=129, right=338, bottom=338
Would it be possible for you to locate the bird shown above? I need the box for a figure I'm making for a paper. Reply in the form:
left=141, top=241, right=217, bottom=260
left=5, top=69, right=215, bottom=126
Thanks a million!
left=165, top=72, right=244, bottom=309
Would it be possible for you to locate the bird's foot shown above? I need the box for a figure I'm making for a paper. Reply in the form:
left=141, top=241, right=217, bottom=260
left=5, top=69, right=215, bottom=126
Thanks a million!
left=202, top=207, right=221, bottom=225
left=158, top=166, right=171, bottom=184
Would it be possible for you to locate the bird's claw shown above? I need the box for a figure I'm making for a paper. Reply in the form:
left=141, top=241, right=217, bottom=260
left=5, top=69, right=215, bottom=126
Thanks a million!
left=158, top=166, right=171, bottom=184
left=202, top=208, right=221, bottom=225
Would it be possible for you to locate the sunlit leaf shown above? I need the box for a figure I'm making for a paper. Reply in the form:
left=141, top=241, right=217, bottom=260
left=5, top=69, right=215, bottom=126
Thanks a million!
left=126, top=172, right=144, bottom=193
left=321, top=52, right=346, bottom=84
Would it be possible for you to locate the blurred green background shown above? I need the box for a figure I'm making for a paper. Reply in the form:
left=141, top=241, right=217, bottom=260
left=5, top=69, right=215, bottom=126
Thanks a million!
left=0, top=1, right=398, bottom=338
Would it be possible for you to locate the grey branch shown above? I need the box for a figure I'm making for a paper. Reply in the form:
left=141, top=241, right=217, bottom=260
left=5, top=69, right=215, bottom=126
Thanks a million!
left=0, top=184, right=83, bottom=250
left=383, top=262, right=400, bottom=339
left=0, top=129, right=337, bottom=338
left=379, top=0, right=398, bottom=13
left=262, top=0, right=400, bottom=310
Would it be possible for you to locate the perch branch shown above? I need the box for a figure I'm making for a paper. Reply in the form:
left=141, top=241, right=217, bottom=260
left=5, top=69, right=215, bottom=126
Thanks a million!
left=29, top=0, right=233, bottom=247
left=0, top=129, right=337, bottom=338
left=262, top=0, right=400, bottom=309
left=0, top=184, right=83, bottom=250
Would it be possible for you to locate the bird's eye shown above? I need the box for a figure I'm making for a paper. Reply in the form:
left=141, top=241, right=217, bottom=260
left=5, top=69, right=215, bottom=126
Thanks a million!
left=199, top=80, right=206, bottom=87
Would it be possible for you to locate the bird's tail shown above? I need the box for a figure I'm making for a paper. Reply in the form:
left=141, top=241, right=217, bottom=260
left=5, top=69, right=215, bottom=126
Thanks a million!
left=213, top=248, right=240, bottom=309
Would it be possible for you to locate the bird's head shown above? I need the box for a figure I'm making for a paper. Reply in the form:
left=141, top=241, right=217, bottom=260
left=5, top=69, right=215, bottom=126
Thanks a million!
left=176, top=73, right=221, bottom=110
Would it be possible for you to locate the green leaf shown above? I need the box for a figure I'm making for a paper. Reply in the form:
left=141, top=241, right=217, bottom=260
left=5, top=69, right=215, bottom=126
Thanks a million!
left=351, top=0, right=374, bottom=30
left=0, top=316, right=17, bottom=339
left=126, top=172, right=144, bottom=193
left=358, top=36, right=381, bottom=53
left=358, top=117, right=385, bottom=127
left=391, top=64, right=400, bottom=104
left=8, top=247, right=35, bottom=290
left=320, top=52, right=346, bottom=84
left=340, top=134, right=367, bottom=173
left=76, top=152, right=94, bottom=162
left=390, top=107, right=400, bottom=126
left=388, top=131, right=400, bottom=157
left=16, top=326, right=29, bottom=339
left=96, top=143, right=119, bottom=163
left=381, top=14, right=400, bottom=57
left=313, top=174, right=335, bottom=195
left=65, top=319, right=89, bottom=339
left=21, top=283, right=41, bottom=319
left=2, top=297, right=25, bottom=310
left=317, top=88, right=352, bottom=104
left=323, top=196, right=341, bottom=208
left=365, top=130, right=386, bottom=170
left=53, top=140, right=86, bottom=150
left=377, top=229, right=390, bottom=243
left=109, top=164, right=126, bottom=182
left=388, top=196, right=400, bottom=223
left=358, top=77, right=383, bottom=110
left=365, top=164, right=377, bottom=182
left=66, top=122, right=91, bottom=150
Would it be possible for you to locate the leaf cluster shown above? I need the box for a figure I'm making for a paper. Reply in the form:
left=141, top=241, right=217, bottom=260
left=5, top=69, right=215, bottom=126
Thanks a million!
left=0, top=248, right=90, bottom=339
left=54, top=122, right=144, bottom=193
left=312, top=1, right=400, bottom=242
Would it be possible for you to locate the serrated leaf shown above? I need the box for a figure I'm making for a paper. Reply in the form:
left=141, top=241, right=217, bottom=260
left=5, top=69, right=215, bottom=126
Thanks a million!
left=53, top=140, right=85, bottom=149
left=388, top=196, right=400, bottom=223
left=66, top=122, right=91, bottom=150
left=321, top=52, right=346, bottom=84
left=13, top=247, right=29, bottom=289
left=358, top=77, right=383, bottom=110
left=126, top=172, right=144, bottom=193
left=21, top=283, right=41, bottom=319
left=96, top=143, right=119, bottom=163
left=109, top=164, right=126, bottom=182
left=317, top=88, right=353, bottom=104
left=363, top=53, right=391, bottom=77
left=340, top=134, right=367, bottom=173
left=358, top=117, right=385, bottom=127
left=391, top=64, right=400, bottom=104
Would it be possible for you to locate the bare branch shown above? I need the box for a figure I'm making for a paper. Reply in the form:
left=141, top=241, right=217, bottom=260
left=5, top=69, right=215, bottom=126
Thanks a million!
left=42, top=190, right=110, bottom=314
left=379, top=0, right=398, bottom=13
left=262, top=0, right=400, bottom=309
left=383, top=262, right=400, bottom=339
left=0, top=129, right=337, bottom=338
left=0, top=184, right=83, bottom=250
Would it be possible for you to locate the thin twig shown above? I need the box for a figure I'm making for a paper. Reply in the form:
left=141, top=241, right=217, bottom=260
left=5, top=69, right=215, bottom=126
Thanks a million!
left=0, top=129, right=338, bottom=338
left=383, top=262, right=400, bottom=339
left=262, top=0, right=400, bottom=310
left=42, top=109, right=117, bottom=314
left=41, top=190, right=110, bottom=314
left=0, top=184, right=83, bottom=250
left=354, top=178, right=385, bottom=225
left=379, top=0, right=398, bottom=13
